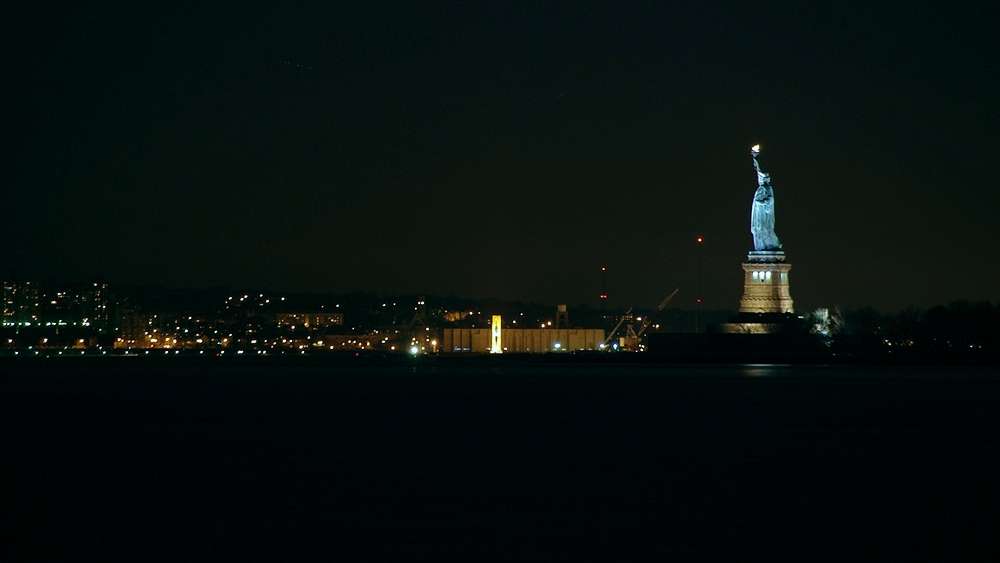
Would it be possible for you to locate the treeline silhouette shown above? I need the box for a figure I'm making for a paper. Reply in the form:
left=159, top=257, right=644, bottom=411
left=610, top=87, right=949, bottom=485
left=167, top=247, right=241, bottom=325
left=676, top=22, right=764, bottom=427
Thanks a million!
left=834, top=301, right=1000, bottom=363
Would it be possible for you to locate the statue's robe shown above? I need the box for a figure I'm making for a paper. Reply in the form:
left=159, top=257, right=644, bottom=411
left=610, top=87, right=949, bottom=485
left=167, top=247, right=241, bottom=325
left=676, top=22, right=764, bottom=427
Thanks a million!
left=751, top=184, right=782, bottom=251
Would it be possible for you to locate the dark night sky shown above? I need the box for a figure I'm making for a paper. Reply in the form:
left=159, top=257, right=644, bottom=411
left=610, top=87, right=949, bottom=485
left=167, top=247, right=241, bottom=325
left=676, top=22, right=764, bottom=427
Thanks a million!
left=6, top=2, right=999, bottom=311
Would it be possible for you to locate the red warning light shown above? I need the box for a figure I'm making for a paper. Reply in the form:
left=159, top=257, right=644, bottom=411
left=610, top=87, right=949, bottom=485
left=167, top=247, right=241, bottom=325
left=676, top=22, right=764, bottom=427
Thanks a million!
left=696, top=235, right=704, bottom=244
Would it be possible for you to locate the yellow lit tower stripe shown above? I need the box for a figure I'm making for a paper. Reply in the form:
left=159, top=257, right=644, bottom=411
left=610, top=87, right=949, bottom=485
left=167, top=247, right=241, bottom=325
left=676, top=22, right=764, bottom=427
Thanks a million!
left=490, top=315, right=502, bottom=354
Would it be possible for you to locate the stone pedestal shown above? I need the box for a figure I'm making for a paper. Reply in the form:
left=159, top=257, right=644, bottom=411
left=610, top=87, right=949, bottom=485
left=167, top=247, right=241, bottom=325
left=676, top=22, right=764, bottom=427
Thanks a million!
left=738, top=251, right=794, bottom=314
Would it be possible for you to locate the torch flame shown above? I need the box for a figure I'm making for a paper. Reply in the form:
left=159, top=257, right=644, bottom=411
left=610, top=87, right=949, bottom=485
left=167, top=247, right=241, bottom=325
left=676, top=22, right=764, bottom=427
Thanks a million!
left=751, top=144, right=761, bottom=153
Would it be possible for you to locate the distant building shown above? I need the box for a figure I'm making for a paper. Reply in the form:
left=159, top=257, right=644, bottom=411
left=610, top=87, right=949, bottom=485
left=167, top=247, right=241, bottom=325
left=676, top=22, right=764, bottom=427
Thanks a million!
left=276, top=312, right=344, bottom=330
left=1, top=281, right=40, bottom=325
left=84, top=282, right=111, bottom=329
left=442, top=310, right=471, bottom=322
left=1, top=281, right=16, bottom=324
left=442, top=328, right=604, bottom=353
left=115, top=305, right=149, bottom=348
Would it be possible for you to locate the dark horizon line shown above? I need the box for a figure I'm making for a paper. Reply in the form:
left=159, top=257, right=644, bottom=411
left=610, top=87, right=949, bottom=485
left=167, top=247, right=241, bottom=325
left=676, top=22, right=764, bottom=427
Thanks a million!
left=3, top=277, right=997, bottom=315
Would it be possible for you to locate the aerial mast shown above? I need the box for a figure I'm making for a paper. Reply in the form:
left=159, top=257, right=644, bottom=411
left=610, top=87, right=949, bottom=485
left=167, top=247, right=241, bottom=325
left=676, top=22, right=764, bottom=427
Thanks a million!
left=599, top=265, right=608, bottom=310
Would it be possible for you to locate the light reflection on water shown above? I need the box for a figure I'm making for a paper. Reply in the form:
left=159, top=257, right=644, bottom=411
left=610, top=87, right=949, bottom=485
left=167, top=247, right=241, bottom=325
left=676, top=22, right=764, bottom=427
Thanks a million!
left=741, top=364, right=794, bottom=377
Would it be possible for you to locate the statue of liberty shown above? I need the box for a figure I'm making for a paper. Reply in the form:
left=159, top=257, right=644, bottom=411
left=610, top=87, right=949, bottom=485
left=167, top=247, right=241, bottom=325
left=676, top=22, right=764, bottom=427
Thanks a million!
left=750, top=144, right=782, bottom=251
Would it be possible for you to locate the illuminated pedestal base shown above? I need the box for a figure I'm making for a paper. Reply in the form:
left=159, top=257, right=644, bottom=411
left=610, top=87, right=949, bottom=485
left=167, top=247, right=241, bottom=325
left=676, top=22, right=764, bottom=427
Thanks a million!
left=738, top=251, right=794, bottom=314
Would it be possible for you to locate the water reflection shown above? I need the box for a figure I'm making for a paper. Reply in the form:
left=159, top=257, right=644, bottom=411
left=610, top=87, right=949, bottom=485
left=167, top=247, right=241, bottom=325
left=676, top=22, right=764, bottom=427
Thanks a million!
left=741, top=364, right=792, bottom=377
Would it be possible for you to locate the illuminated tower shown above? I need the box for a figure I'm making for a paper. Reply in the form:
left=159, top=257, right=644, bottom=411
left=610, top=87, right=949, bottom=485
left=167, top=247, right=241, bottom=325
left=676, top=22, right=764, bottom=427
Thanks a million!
left=490, top=315, right=502, bottom=354
left=738, top=145, right=794, bottom=314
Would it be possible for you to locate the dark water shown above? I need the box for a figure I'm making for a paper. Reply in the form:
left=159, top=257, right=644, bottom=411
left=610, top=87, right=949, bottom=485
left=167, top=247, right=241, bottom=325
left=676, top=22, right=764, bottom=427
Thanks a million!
left=4, top=360, right=1000, bottom=561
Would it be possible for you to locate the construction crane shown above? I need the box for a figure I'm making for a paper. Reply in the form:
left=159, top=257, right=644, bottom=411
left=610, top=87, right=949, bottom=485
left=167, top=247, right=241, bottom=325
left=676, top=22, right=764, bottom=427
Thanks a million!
left=602, top=307, right=633, bottom=350
left=636, top=288, right=679, bottom=339
left=602, top=289, right=679, bottom=351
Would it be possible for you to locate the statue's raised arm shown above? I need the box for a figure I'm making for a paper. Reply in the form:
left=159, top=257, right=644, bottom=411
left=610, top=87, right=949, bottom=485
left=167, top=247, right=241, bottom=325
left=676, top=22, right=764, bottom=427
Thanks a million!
left=751, top=144, right=767, bottom=186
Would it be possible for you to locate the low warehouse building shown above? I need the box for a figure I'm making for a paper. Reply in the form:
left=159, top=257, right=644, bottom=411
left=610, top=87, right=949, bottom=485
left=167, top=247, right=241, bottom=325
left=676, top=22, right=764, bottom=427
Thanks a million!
left=442, top=328, right=604, bottom=353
